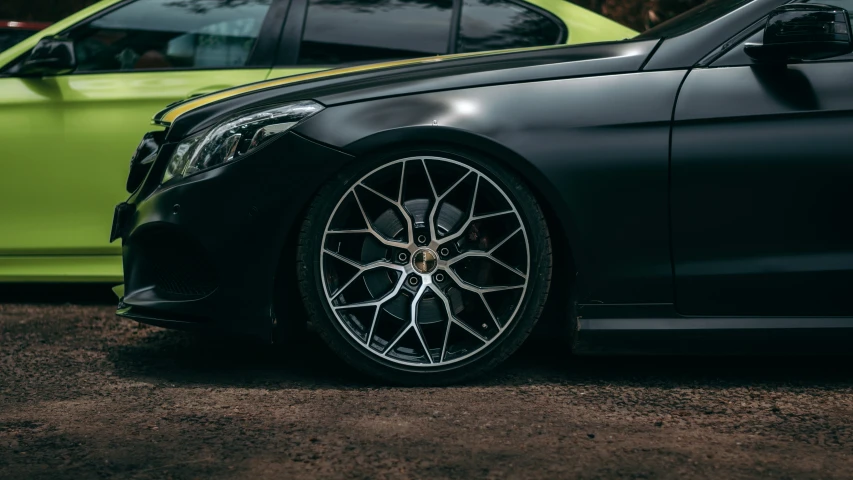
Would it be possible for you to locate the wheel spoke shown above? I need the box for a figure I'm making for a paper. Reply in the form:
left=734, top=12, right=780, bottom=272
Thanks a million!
left=436, top=208, right=514, bottom=247
left=422, top=159, right=440, bottom=199
left=358, top=182, right=396, bottom=205
left=357, top=180, right=416, bottom=247
left=382, top=324, right=410, bottom=355
left=425, top=169, right=475, bottom=243
left=326, top=228, right=370, bottom=234
left=397, top=161, right=406, bottom=203
left=474, top=210, right=515, bottom=221
left=329, top=270, right=363, bottom=301
left=333, top=276, right=405, bottom=309
left=447, top=250, right=527, bottom=280
left=422, top=160, right=441, bottom=243
left=365, top=306, right=380, bottom=346
left=474, top=285, right=524, bottom=293
left=440, top=313, right=453, bottom=363
left=451, top=317, right=488, bottom=343
left=352, top=190, right=408, bottom=248
left=324, top=249, right=400, bottom=271
left=488, top=226, right=523, bottom=254
left=443, top=267, right=524, bottom=294
left=432, top=287, right=458, bottom=362
left=410, top=286, right=433, bottom=364
left=479, top=292, right=502, bottom=330
left=433, top=286, right=490, bottom=343
left=324, top=250, right=405, bottom=300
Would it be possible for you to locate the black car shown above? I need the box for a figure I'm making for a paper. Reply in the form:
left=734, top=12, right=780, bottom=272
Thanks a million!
left=113, top=0, right=853, bottom=384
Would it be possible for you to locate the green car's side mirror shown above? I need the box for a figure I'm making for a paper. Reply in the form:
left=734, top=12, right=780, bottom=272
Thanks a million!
left=17, top=36, right=77, bottom=77
left=745, top=4, right=853, bottom=63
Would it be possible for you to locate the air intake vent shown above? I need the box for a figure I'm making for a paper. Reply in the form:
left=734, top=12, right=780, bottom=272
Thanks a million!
left=132, top=228, right=217, bottom=299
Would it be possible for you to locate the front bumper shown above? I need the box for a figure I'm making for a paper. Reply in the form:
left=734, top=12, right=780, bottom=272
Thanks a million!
left=115, top=132, right=352, bottom=340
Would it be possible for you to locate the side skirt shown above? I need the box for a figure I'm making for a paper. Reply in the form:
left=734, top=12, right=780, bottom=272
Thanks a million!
left=0, top=255, right=123, bottom=283
left=574, top=303, right=853, bottom=355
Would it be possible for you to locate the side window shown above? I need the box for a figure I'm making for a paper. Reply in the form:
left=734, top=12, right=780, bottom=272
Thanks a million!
left=0, top=29, right=38, bottom=52
left=457, top=0, right=563, bottom=54
left=71, top=0, right=274, bottom=73
left=298, top=0, right=453, bottom=65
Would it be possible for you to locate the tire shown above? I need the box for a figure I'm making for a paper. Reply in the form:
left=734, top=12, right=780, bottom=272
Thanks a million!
left=297, top=146, right=552, bottom=385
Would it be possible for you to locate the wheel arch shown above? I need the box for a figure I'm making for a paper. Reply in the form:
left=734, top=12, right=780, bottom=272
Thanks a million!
left=271, top=126, right=579, bottom=340
left=341, top=126, right=578, bottom=336
left=343, top=126, right=578, bottom=257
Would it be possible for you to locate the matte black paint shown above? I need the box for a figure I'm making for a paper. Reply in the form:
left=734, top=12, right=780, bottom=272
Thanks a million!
left=120, top=1, right=853, bottom=353
left=165, top=40, right=660, bottom=139
left=120, top=133, right=352, bottom=338
left=672, top=62, right=853, bottom=316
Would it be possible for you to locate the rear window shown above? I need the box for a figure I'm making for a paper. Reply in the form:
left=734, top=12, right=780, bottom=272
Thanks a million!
left=298, top=0, right=454, bottom=65
left=0, top=29, right=38, bottom=52
left=457, top=0, right=563, bottom=53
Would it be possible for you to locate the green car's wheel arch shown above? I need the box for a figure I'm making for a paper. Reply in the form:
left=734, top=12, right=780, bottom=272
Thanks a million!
left=297, top=147, right=552, bottom=384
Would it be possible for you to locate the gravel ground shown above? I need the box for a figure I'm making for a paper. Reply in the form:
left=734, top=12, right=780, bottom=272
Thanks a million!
left=2, top=300, right=853, bottom=479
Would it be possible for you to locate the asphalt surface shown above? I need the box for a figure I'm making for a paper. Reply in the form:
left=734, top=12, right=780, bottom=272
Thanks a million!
left=1, top=295, right=852, bottom=479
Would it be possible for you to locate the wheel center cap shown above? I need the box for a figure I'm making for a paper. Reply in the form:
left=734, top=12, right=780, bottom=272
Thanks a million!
left=412, top=248, right=438, bottom=274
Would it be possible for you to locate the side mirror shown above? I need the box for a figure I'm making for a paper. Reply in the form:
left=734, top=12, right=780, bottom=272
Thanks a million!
left=17, top=37, right=76, bottom=77
left=745, top=4, right=853, bottom=63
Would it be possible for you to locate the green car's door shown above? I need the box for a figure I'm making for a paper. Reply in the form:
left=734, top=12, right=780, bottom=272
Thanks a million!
left=0, top=0, right=287, bottom=281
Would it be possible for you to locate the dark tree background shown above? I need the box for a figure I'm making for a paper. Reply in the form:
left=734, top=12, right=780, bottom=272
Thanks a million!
left=0, top=0, right=705, bottom=32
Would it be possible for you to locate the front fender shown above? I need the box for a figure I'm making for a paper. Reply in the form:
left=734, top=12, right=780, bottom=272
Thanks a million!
left=294, top=70, right=684, bottom=304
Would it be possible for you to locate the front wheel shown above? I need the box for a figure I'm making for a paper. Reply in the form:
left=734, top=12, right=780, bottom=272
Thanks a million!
left=297, top=148, right=552, bottom=385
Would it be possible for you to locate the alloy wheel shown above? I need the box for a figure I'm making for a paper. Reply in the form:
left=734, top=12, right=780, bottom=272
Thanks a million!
left=320, top=156, right=531, bottom=366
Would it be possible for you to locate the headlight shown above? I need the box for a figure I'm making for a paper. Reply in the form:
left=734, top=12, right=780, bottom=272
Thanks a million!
left=162, top=100, right=323, bottom=184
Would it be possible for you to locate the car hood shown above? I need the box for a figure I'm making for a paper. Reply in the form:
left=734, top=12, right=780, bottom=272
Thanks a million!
left=160, top=39, right=660, bottom=140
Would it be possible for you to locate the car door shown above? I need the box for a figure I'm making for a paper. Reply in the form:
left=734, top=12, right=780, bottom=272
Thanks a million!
left=266, top=0, right=565, bottom=79
left=670, top=0, right=853, bottom=316
left=0, top=0, right=286, bottom=281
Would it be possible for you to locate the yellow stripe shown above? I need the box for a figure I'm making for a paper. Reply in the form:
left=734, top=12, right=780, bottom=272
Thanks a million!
left=158, top=57, right=449, bottom=124
left=156, top=46, right=551, bottom=124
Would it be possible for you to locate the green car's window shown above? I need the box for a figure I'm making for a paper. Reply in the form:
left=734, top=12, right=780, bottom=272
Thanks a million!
left=297, top=0, right=453, bottom=65
left=0, top=29, right=39, bottom=52
left=456, top=0, right=563, bottom=53
left=71, top=0, right=273, bottom=72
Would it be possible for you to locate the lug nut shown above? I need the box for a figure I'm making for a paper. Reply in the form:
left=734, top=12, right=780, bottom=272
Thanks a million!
left=397, top=252, right=408, bottom=262
left=407, top=276, right=420, bottom=286
left=434, top=272, right=445, bottom=283
left=439, top=247, right=450, bottom=257
left=417, top=234, right=427, bottom=244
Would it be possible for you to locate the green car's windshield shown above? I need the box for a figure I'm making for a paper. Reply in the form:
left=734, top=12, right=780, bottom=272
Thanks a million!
left=635, top=0, right=755, bottom=39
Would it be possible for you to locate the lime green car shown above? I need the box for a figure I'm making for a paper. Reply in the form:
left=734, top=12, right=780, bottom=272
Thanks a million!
left=0, top=0, right=635, bottom=283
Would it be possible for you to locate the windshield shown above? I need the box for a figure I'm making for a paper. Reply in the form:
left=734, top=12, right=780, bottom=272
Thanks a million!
left=635, top=0, right=755, bottom=39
